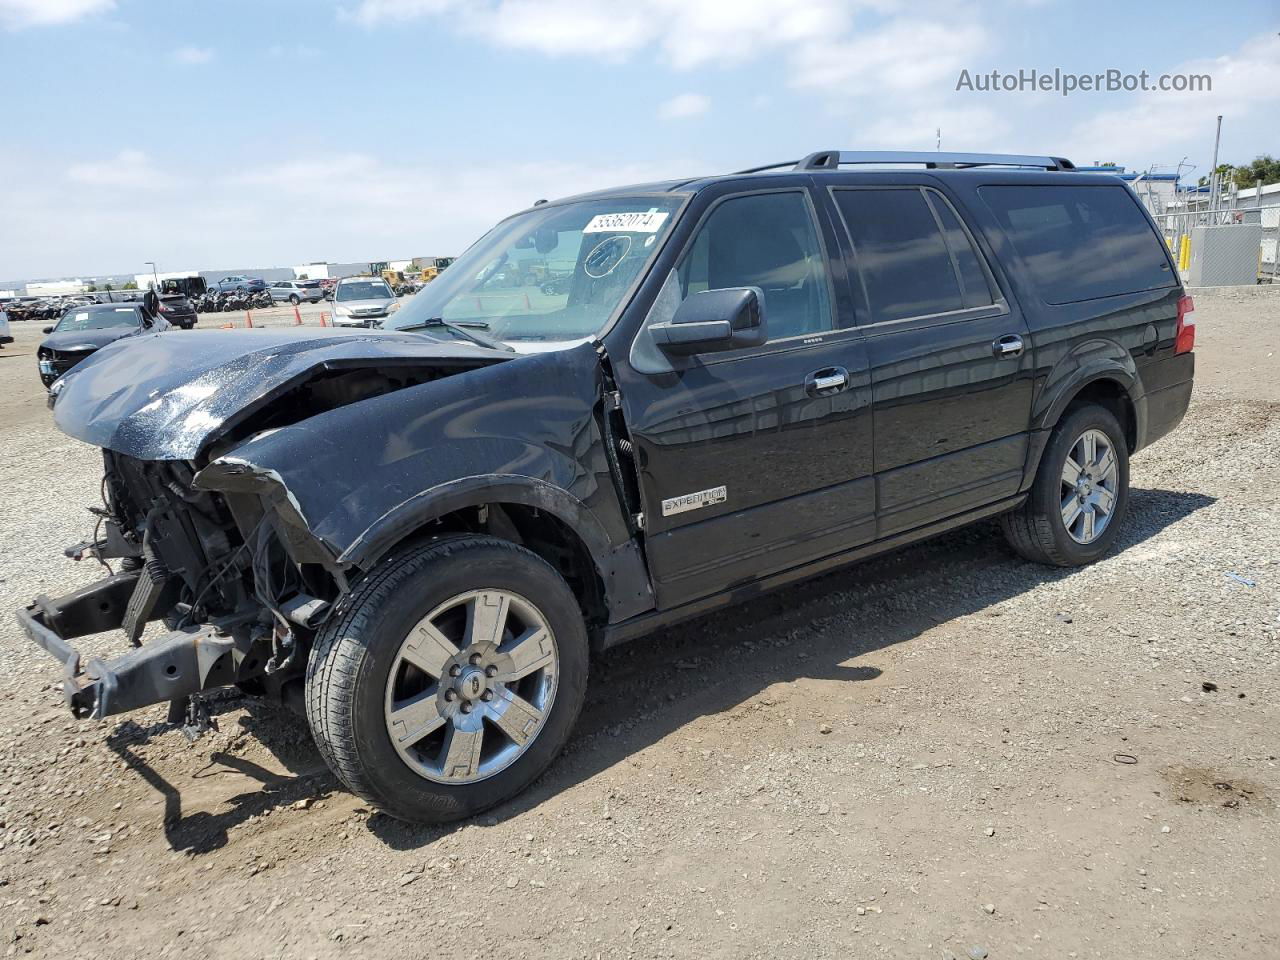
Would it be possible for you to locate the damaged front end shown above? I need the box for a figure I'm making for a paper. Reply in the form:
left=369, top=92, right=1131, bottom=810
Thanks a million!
left=19, top=327, right=517, bottom=734
left=17, top=452, right=327, bottom=733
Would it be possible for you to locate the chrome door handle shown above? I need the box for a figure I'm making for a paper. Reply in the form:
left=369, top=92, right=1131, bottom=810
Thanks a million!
left=993, top=334, right=1024, bottom=359
left=812, top=371, right=848, bottom=391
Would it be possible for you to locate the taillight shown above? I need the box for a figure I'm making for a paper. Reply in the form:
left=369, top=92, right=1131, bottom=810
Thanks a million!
left=1175, top=294, right=1195, bottom=355
left=158, top=303, right=170, bottom=313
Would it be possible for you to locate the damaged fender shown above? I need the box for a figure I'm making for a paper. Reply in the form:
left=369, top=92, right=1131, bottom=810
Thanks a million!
left=194, top=342, right=654, bottom=622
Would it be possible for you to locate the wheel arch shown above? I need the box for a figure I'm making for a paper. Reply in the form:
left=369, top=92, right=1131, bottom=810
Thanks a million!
left=339, top=475, right=654, bottom=635
left=1035, top=349, right=1144, bottom=454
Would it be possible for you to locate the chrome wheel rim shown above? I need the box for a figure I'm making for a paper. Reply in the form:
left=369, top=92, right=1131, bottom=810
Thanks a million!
left=1060, top=428, right=1119, bottom=544
left=383, top=589, right=558, bottom=785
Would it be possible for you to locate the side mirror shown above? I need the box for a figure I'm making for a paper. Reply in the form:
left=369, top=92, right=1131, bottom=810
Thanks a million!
left=650, top=287, right=766, bottom=356
left=43, top=326, right=54, bottom=334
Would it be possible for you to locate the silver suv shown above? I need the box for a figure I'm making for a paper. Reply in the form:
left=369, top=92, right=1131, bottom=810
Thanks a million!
left=269, top=280, right=324, bottom=305
left=332, top=276, right=399, bottom=326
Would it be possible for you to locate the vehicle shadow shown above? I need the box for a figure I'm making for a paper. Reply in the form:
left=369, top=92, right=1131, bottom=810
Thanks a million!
left=366, top=485, right=1215, bottom=849
left=106, top=486, right=1213, bottom=854
left=104, top=700, right=335, bottom=855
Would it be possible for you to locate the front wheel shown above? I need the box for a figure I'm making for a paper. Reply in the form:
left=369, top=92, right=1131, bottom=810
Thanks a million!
left=1001, top=403, right=1130, bottom=566
left=289, top=294, right=300, bottom=305
left=306, top=535, right=589, bottom=824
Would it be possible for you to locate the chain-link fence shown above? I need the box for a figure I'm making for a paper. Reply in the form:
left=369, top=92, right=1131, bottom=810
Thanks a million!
left=1150, top=174, right=1280, bottom=286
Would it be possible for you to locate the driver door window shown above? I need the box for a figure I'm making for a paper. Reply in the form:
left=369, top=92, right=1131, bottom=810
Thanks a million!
left=678, top=191, right=833, bottom=342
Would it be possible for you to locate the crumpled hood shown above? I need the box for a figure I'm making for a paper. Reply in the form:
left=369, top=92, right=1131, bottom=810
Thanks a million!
left=53, top=327, right=512, bottom=461
left=42, top=327, right=138, bottom=353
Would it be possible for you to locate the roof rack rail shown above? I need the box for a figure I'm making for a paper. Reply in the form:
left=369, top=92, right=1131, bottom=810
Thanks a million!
left=732, top=159, right=802, bottom=175
left=794, top=150, right=1075, bottom=171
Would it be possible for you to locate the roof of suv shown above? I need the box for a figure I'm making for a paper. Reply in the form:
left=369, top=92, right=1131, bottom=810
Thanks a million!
left=544, top=150, right=1103, bottom=208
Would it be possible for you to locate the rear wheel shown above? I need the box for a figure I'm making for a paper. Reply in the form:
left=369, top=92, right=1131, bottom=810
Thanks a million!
left=306, top=536, right=589, bottom=824
left=1001, top=404, right=1130, bottom=566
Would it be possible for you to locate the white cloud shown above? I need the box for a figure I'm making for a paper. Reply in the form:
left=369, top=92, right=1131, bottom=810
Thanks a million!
left=793, top=21, right=987, bottom=94
left=1068, top=32, right=1280, bottom=169
left=67, top=150, right=182, bottom=189
left=658, top=93, right=710, bottom=120
left=344, top=0, right=989, bottom=95
left=857, top=105, right=1011, bottom=151
left=3, top=148, right=688, bottom=278
left=171, top=45, right=214, bottom=65
left=0, top=0, right=112, bottom=29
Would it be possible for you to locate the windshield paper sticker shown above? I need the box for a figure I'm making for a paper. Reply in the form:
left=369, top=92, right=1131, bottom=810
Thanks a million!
left=583, top=210, right=669, bottom=234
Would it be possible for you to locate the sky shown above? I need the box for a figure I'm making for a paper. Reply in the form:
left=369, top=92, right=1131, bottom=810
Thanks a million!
left=1, top=0, right=1277, bottom=282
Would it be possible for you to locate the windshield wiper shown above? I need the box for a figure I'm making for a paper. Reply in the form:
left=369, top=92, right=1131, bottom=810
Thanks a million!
left=396, top=317, right=514, bottom=352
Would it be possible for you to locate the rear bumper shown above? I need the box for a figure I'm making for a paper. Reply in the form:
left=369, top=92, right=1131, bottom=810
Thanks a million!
left=17, top=580, right=234, bottom=720
left=1136, top=353, right=1194, bottom=452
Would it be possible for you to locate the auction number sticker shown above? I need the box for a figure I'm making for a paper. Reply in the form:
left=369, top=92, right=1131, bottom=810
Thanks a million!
left=583, top=210, right=669, bottom=234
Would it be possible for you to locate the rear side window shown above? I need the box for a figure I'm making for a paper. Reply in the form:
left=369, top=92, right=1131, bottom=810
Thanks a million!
left=980, top=184, right=1174, bottom=304
left=833, top=188, right=995, bottom=324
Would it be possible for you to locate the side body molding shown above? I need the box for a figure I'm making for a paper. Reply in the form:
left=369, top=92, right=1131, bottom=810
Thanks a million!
left=194, top=342, right=654, bottom=623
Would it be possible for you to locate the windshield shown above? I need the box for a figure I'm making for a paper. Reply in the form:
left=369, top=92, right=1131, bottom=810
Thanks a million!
left=55, top=307, right=140, bottom=332
left=336, top=281, right=394, bottom=301
left=386, top=195, right=683, bottom=343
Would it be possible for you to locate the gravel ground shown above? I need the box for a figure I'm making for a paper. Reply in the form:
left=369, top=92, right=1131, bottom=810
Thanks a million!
left=0, top=288, right=1277, bottom=959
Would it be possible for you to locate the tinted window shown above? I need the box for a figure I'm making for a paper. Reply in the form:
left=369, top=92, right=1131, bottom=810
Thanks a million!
left=678, top=191, right=832, bottom=341
left=980, top=184, right=1174, bottom=304
left=835, top=188, right=964, bottom=323
left=928, top=194, right=995, bottom=309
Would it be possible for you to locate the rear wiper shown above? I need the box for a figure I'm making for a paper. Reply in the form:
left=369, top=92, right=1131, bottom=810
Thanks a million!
left=396, top=317, right=514, bottom=352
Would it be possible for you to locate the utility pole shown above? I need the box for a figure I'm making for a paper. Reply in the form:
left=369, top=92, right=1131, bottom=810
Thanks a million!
left=936, top=128, right=941, bottom=151
left=145, top=261, right=159, bottom=290
left=1207, top=115, right=1223, bottom=223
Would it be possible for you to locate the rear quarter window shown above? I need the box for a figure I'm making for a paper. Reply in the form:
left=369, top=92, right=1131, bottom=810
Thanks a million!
left=980, top=184, right=1174, bottom=304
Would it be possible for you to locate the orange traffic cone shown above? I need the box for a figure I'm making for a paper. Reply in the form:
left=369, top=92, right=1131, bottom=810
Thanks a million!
left=245, top=311, right=254, bottom=328
left=293, top=304, right=303, bottom=325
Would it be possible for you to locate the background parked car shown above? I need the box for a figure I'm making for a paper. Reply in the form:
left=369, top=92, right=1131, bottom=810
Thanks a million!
left=36, top=303, right=170, bottom=387
left=212, top=275, right=267, bottom=293
left=331, top=276, right=398, bottom=326
left=268, top=279, right=324, bottom=305
left=0, top=306, right=11, bottom=348
left=154, top=293, right=197, bottom=328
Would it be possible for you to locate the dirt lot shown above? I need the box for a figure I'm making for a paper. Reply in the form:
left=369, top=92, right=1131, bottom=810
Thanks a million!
left=1, top=289, right=1278, bottom=959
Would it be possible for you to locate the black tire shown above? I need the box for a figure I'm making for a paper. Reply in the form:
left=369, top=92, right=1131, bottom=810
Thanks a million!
left=1001, top=403, right=1130, bottom=566
left=289, top=294, right=300, bottom=305
left=305, top=535, right=589, bottom=824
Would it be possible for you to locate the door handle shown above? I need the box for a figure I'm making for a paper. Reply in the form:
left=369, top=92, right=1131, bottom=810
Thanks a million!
left=993, top=334, right=1024, bottom=359
left=806, top=367, right=849, bottom=395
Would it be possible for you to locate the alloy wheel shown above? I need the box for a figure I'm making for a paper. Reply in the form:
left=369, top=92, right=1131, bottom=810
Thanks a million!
left=383, top=590, right=558, bottom=784
left=1059, top=428, right=1119, bottom=544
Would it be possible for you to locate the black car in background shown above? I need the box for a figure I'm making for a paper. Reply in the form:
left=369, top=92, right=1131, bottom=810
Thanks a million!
left=37, top=302, right=170, bottom=386
left=156, top=277, right=204, bottom=329
left=20, top=150, right=1194, bottom=825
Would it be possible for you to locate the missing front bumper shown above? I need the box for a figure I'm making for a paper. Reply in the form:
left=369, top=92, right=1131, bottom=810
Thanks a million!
left=16, top=604, right=234, bottom=720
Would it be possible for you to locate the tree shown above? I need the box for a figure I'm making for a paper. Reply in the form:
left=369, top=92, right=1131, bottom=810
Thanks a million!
left=1230, top=155, right=1280, bottom=190
left=122, top=281, right=138, bottom=290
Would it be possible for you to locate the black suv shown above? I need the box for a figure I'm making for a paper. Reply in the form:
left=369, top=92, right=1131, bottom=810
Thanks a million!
left=19, top=151, right=1194, bottom=823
